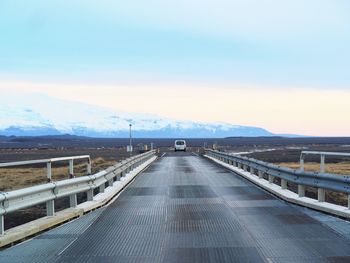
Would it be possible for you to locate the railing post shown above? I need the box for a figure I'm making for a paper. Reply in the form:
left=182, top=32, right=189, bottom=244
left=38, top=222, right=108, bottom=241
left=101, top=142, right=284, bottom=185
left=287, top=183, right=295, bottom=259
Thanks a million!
left=298, top=185, right=305, bottom=197
left=258, top=170, right=263, bottom=179
left=0, top=215, right=4, bottom=236
left=47, top=162, right=52, bottom=182
left=69, top=159, right=74, bottom=177
left=87, top=189, right=94, bottom=201
left=281, top=179, right=287, bottom=189
left=320, top=154, right=326, bottom=173
left=299, top=154, right=304, bottom=172
left=70, top=194, right=77, bottom=207
left=99, top=183, right=105, bottom=193
left=268, top=175, right=274, bottom=184
left=46, top=200, right=55, bottom=216
left=348, top=195, right=350, bottom=210
left=108, top=179, right=113, bottom=187
left=318, top=188, right=325, bottom=202
left=250, top=167, right=255, bottom=174
left=87, top=159, right=92, bottom=175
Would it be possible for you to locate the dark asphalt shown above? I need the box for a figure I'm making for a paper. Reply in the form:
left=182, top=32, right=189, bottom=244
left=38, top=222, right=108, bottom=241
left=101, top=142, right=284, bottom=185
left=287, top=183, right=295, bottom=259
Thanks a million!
left=1, top=153, right=350, bottom=262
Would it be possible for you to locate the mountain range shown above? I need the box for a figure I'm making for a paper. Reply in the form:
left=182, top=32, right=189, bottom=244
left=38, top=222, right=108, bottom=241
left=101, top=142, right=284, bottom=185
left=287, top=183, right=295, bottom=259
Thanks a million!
left=0, top=93, right=278, bottom=138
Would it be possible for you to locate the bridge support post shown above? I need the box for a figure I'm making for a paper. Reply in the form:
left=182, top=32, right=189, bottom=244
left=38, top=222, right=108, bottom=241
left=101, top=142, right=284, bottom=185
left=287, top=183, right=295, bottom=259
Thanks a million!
left=0, top=215, right=4, bottom=236
left=318, top=188, right=325, bottom=202
left=69, top=159, right=74, bottom=178
left=300, top=155, right=304, bottom=172
left=46, top=200, right=55, bottom=216
left=87, top=189, right=94, bottom=201
left=281, top=179, right=287, bottom=189
left=70, top=194, right=77, bottom=207
left=243, top=164, right=247, bottom=171
left=320, top=154, right=326, bottom=173
left=298, top=185, right=305, bottom=197
left=268, top=175, right=274, bottom=184
left=99, top=183, right=105, bottom=193
left=47, top=162, right=52, bottom=182
left=108, top=179, right=113, bottom=187
left=116, top=172, right=121, bottom=181
left=258, top=170, right=263, bottom=179
left=348, top=195, right=350, bottom=210
left=250, top=167, right=255, bottom=174
left=87, top=161, right=92, bottom=175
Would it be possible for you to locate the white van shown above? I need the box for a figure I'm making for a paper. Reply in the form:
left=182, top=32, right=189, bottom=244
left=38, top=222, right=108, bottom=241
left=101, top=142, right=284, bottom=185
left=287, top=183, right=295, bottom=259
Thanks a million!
left=174, top=140, right=186, bottom=152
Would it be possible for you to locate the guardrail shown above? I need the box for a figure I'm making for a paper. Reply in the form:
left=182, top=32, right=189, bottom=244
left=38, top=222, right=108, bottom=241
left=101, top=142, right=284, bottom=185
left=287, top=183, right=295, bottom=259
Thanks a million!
left=0, top=150, right=156, bottom=236
left=300, top=151, right=350, bottom=173
left=0, top=155, right=92, bottom=182
left=206, top=149, right=350, bottom=212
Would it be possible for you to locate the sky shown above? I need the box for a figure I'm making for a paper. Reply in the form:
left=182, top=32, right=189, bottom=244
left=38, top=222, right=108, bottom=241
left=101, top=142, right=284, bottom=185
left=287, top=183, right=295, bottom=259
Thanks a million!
left=0, top=0, right=350, bottom=136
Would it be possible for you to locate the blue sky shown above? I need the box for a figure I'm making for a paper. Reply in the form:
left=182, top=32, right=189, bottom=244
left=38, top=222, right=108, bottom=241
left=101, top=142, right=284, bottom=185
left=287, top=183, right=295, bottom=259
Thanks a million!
left=1, top=0, right=350, bottom=87
left=0, top=1, right=350, bottom=136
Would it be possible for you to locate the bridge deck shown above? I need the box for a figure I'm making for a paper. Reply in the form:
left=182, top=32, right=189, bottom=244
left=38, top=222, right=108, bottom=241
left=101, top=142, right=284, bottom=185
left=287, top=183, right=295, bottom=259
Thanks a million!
left=1, top=153, right=350, bottom=262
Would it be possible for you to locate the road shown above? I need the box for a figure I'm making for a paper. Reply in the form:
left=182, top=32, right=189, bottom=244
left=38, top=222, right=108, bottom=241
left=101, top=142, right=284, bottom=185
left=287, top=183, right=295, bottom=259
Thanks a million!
left=1, top=152, right=350, bottom=262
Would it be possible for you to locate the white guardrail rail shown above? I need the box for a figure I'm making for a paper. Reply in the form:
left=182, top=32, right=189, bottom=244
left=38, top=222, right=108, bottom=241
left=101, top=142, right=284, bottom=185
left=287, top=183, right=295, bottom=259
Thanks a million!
left=0, top=155, right=92, bottom=182
left=206, top=149, right=350, bottom=218
left=0, top=150, right=156, bottom=239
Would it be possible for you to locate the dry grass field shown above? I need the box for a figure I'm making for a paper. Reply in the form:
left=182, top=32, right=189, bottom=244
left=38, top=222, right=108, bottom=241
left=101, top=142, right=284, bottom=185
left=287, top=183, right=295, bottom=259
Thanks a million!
left=0, top=137, right=349, bottom=230
left=276, top=162, right=350, bottom=175
left=0, top=157, right=117, bottom=192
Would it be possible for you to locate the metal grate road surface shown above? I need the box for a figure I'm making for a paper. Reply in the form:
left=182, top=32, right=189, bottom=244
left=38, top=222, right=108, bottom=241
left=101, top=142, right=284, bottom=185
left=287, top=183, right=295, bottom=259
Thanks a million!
left=1, top=153, right=350, bottom=262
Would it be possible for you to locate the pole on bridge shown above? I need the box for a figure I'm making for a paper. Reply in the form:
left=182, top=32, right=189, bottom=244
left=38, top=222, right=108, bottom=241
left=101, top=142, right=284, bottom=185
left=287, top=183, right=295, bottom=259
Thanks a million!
left=69, top=159, right=74, bottom=178
left=47, top=162, right=52, bottom=182
left=318, top=188, right=325, bottom=202
left=46, top=200, right=55, bottom=216
left=129, top=124, right=133, bottom=157
left=0, top=215, right=3, bottom=236
left=299, top=154, right=304, bottom=172
left=320, top=154, right=326, bottom=173
left=298, top=185, right=305, bottom=197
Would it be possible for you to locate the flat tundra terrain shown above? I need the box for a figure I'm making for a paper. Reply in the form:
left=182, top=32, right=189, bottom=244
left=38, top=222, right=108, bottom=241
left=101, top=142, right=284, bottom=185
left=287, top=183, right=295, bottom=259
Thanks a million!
left=0, top=137, right=349, bottom=230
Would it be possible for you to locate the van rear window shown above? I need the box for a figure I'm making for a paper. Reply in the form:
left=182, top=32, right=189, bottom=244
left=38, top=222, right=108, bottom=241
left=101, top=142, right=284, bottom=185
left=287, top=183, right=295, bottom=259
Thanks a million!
left=176, top=141, right=185, bottom=145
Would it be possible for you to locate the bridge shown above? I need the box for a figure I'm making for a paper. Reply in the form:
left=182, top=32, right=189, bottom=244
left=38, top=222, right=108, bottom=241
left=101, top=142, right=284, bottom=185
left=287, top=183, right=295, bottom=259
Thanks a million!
left=1, top=151, right=350, bottom=262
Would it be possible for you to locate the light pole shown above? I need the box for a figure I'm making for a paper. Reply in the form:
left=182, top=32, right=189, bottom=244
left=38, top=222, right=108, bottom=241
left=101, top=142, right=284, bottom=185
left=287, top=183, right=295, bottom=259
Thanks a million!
left=129, top=124, right=132, bottom=155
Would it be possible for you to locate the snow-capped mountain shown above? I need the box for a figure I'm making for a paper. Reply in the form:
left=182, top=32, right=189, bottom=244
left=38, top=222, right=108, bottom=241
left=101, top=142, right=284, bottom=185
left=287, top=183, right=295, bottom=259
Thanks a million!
left=0, top=93, right=274, bottom=138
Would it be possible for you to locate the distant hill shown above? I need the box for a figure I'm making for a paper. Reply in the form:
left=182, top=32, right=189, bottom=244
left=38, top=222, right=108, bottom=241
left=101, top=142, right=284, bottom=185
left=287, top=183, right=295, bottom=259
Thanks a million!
left=0, top=93, right=278, bottom=138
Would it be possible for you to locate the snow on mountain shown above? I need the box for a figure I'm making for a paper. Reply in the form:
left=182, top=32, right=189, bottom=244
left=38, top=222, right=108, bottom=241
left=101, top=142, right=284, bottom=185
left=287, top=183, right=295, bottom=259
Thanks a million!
left=0, top=93, right=274, bottom=138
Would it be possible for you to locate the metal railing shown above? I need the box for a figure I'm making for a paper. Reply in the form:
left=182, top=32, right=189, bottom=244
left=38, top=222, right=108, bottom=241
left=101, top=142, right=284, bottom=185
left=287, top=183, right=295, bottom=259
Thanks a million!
left=206, top=149, right=350, bottom=209
left=300, top=151, right=350, bottom=173
left=0, top=150, right=156, bottom=235
left=0, top=155, right=92, bottom=182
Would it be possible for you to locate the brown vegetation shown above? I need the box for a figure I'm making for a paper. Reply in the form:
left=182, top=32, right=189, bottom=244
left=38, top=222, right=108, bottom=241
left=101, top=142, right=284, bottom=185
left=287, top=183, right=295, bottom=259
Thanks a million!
left=276, top=162, right=350, bottom=175
left=0, top=158, right=116, bottom=191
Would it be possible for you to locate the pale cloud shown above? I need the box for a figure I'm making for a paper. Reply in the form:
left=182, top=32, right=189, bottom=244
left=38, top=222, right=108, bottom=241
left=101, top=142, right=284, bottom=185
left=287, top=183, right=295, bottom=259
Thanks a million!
left=1, top=80, right=349, bottom=136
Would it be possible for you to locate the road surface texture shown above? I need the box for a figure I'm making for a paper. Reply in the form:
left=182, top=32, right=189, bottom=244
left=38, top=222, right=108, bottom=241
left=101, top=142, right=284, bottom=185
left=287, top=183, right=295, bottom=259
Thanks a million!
left=1, top=152, right=350, bottom=262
